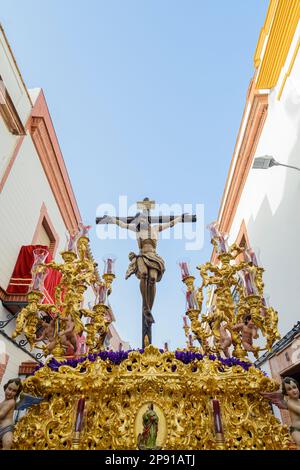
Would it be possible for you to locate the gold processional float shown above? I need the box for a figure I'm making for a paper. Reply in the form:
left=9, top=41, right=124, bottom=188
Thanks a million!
left=11, top=220, right=293, bottom=450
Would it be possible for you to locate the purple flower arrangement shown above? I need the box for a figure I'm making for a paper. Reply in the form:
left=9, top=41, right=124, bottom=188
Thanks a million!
left=33, top=349, right=255, bottom=374
left=174, top=351, right=253, bottom=371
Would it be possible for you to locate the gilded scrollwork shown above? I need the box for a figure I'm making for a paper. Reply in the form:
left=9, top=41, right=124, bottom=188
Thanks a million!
left=182, top=227, right=281, bottom=360
left=13, top=346, right=290, bottom=450
left=11, top=221, right=289, bottom=450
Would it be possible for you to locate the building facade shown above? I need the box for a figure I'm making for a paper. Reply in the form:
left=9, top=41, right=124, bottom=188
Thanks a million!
left=212, top=0, right=300, bottom=425
left=0, top=24, right=126, bottom=398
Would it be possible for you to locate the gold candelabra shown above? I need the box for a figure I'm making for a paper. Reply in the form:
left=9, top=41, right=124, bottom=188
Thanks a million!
left=12, top=228, right=115, bottom=358
left=181, top=225, right=280, bottom=360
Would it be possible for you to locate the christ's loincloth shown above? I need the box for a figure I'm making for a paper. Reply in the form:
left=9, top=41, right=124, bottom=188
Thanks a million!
left=125, top=252, right=165, bottom=281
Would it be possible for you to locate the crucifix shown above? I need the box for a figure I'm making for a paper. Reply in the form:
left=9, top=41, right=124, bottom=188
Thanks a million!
left=96, top=198, right=196, bottom=347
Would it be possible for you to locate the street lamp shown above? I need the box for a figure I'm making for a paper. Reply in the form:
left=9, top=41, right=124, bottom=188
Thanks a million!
left=253, top=155, right=300, bottom=172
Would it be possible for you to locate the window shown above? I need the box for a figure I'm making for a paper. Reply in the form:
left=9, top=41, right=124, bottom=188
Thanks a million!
left=32, top=204, right=59, bottom=257
left=0, top=75, right=25, bottom=135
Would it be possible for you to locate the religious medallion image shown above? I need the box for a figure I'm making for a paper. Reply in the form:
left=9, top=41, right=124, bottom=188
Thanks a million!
left=135, top=402, right=166, bottom=450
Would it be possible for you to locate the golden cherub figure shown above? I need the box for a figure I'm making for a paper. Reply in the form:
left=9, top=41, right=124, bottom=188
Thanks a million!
left=80, top=304, right=111, bottom=352
left=12, top=292, right=43, bottom=350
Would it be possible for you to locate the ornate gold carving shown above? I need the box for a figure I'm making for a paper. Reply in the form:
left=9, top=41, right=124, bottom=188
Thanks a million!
left=13, top=345, right=290, bottom=450
left=12, top=232, right=114, bottom=358
left=11, top=222, right=288, bottom=450
left=182, top=238, right=280, bottom=360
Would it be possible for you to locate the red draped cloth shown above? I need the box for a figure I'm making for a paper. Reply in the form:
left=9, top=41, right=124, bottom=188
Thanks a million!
left=7, top=246, right=62, bottom=308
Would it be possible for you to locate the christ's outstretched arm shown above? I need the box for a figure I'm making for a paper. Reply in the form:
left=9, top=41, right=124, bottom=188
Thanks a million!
left=107, top=216, right=137, bottom=232
left=158, top=215, right=184, bottom=232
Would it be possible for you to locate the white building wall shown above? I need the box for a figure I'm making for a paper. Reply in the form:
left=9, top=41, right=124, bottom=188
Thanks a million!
left=0, top=336, right=35, bottom=401
left=0, top=27, right=31, bottom=123
left=0, top=118, right=18, bottom=180
left=0, top=134, right=68, bottom=288
left=0, top=27, right=75, bottom=385
left=0, top=133, right=75, bottom=382
left=0, top=27, right=32, bottom=180
left=0, top=24, right=127, bottom=385
left=227, top=26, right=300, bottom=340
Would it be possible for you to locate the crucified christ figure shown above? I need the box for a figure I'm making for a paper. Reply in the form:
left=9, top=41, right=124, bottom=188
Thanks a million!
left=98, top=198, right=196, bottom=347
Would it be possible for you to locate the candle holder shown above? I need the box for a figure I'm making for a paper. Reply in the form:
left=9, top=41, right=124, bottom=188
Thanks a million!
left=72, top=431, right=81, bottom=450
left=103, top=257, right=116, bottom=294
left=231, top=341, right=248, bottom=359
left=61, top=251, right=77, bottom=263
left=182, top=275, right=195, bottom=292
left=82, top=302, right=111, bottom=353
left=27, top=290, right=44, bottom=303
left=12, top=290, right=44, bottom=349
left=103, top=273, right=116, bottom=294
left=77, top=236, right=89, bottom=260
left=215, top=433, right=226, bottom=450
left=51, top=337, right=65, bottom=358
left=212, top=399, right=226, bottom=450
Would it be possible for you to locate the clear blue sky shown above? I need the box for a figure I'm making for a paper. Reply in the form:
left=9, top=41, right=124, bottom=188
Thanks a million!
left=1, top=0, right=268, bottom=349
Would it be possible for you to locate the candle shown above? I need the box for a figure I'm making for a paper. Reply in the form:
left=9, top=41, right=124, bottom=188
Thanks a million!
left=186, top=291, right=192, bottom=309
left=207, top=222, right=219, bottom=239
left=245, top=248, right=258, bottom=266
left=80, top=341, right=86, bottom=355
left=33, top=269, right=46, bottom=291
left=188, top=335, right=193, bottom=347
left=31, top=249, right=48, bottom=291
left=218, top=236, right=227, bottom=253
left=186, top=291, right=198, bottom=310
left=250, top=250, right=258, bottom=266
left=76, top=334, right=86, bottom=355
left=75, top=397, right=85, bottom=432
left=118, top=342, right=122, bottom=351
left=242, top=270, right=257, bottom=295
left=180, top=262, right=189, bottom=279
left=183, top=316, right=188, bottom=327
left=212, top=399, right=223, bottom=434
left=98, top=284, right=107, bottom=304
left=164, top=342, right=168, bottom=351
left=79, top=223, right=91, bottom=238
left=245, top=272, right=254, bottom=295
left=107, top=258, right=113, bottom=274
left=67, top=231, right=77, bottom=252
